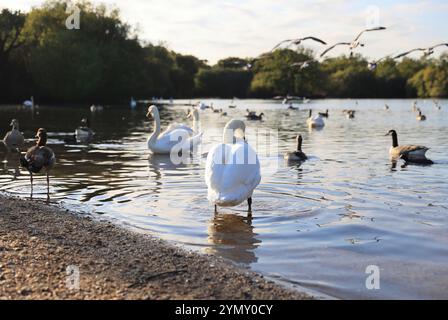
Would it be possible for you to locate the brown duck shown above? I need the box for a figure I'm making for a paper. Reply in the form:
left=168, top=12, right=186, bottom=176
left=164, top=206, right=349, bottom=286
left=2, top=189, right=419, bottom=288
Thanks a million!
left=20, top=128, right=56, bottom=197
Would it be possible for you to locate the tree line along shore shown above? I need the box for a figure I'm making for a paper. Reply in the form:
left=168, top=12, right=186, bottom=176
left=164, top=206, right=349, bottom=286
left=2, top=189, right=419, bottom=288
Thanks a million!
left=1, top=0, right=447, bottom=105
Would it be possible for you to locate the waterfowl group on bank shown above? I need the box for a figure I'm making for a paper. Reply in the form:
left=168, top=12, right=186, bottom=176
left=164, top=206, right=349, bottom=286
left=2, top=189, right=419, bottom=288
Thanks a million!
left=1, top=98, right=440, bottom=212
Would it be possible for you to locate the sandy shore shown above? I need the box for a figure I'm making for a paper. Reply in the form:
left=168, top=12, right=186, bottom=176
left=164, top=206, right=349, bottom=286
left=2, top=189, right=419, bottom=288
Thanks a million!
left=0, top=195, right=311, bottom=300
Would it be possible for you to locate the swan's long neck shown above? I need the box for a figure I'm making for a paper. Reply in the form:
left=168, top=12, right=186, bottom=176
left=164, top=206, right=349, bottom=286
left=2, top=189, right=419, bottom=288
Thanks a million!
left=192, top=112, right=199, bottom=133
left=148, top=109, right=161, bottom=146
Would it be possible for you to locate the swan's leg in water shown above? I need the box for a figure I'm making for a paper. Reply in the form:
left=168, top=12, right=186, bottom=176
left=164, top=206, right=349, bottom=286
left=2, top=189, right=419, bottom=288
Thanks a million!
left=214, top=204, right=218, bottom=213
left=30, top=173, right=33, bottom=199
left=248, top=197, right=252, bottom=212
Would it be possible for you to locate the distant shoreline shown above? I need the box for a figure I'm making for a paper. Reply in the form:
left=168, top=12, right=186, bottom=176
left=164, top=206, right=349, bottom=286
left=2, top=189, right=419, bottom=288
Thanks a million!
left=0, top=194, right=311, bottom=300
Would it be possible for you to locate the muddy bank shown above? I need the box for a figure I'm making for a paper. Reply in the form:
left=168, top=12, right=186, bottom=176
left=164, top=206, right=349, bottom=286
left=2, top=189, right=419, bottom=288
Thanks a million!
left=0, top=195, right=311, bottom=300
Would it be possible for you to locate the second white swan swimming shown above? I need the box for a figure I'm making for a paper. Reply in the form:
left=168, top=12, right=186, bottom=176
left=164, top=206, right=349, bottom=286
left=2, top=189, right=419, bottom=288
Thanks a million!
left=147, top=105, right=202, bottom=154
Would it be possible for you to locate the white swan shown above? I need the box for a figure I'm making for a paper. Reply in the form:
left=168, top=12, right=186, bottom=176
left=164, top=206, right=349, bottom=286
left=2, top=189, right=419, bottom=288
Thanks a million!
left=205, top=119, right=261, bottom=212
left=306, top=109, right=325, bottom=128
left=186, top=108, right=200, bottom=133
left=146, top=105, right=202, bottom=154
left=130, top=97, right=137, bottom=109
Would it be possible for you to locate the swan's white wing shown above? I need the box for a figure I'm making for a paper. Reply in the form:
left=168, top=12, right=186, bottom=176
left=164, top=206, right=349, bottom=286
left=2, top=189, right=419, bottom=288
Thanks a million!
left=205, top=142, right=261, bottom=207
left=161, top=123, right=193, bottom=138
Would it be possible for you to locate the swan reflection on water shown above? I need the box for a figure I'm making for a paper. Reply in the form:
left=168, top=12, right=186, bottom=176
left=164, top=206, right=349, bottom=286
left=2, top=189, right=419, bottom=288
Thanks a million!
left=205, top=212, right=261, bottom=265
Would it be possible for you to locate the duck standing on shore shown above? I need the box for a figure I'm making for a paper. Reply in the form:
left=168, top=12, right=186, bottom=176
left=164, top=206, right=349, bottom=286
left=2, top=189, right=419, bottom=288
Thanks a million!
left=20, top=128, right=56, bottom=198
left=2, top=119, right=25, bottom=152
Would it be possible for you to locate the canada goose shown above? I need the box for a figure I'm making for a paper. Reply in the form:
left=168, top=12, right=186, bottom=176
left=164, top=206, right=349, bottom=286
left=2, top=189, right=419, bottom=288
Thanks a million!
left=346, top=110, right=356, bottom=119
left=220, top=109, right=228, bottom=116
left=75, top=118, right=95, bottom=141
left=2, top=119, right=25, bottom=152
left=284, top=135, right=307, bottom=162
left=386, top=130, right=433, bottom=164
left=271, top=36, right=327, bottom=51
left=20, top=128, right=56, bottom=198
left=246, top=112, right=264, bottom=121
left=416, top=109, right=426, bottom=121
left=318, top=109, right=329, bottom=118
left=384, top=104, right=390, bottom=111
left=205, top=119, right=261, bottom=213
left=307, top=109, right=325, bottom=128
left=288, top=103, right=298, bottom=110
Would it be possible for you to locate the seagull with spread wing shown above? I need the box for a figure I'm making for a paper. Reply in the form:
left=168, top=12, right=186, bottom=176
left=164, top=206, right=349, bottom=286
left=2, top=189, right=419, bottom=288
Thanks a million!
left=320, top=26, right=387, bottom=58
left=271, top=36, right=327, bottom=52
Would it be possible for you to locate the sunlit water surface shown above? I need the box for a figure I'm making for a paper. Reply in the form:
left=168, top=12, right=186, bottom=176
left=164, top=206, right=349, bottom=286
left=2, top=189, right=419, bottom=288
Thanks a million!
left=1, top=99, right=447, bottom=299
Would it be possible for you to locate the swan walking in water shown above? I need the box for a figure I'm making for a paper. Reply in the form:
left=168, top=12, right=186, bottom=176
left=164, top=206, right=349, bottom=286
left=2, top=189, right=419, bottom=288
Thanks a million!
left=306, top=109, right=325, bottom=128
left=386, top=129, right=433, bottom=164
left=20, top=128, right=56, bottom=199
left=205, top=119, right=261, bottom=213
left=146, top=105, right=202, bottom=155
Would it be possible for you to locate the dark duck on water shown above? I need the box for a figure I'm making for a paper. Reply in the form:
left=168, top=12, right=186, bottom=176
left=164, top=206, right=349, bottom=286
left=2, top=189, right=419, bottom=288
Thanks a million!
left=20, top=128, right=56, bottom=198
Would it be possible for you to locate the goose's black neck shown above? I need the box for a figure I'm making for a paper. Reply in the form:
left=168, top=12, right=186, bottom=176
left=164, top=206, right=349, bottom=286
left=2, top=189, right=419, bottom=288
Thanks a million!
left=37, top=134, right=47, bottom=147
left=391, top=132, right=398, bottom=147
left=297, top=136, right=303, bottom=151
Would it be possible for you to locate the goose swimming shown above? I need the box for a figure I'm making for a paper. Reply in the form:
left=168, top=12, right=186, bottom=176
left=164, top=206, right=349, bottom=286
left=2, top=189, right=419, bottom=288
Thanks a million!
left=20, top=128, right=56, bottom=198
left=205, top=119, right=261, bottom=212
left=416, top=109, right=426, bottom=121
left=147, top=105, right=202, bottom=155
left=75, top=118, right=95, bottom=141
left=318, top=109, right=329, bottom=118
left=284, top=135, right=307, bottom=162
left=2, top=119, right=25, bottom=152
left=386, top=129, right=432, bottom=164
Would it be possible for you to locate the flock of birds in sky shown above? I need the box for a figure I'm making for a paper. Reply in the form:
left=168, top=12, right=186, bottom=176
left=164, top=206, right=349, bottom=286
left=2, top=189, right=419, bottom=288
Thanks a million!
left=247, top=26, right=448, bottom=71
left=0, top=24, right=446, bottom=211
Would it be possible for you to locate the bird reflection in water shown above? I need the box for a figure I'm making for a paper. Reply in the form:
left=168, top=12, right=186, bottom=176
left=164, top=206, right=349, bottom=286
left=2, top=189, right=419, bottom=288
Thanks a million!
left=206, top=212, right=261, bottom=265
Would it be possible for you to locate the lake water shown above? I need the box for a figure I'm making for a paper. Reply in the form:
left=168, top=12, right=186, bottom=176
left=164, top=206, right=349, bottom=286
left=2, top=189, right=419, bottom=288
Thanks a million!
left=1, top=99, right=448, bottom=299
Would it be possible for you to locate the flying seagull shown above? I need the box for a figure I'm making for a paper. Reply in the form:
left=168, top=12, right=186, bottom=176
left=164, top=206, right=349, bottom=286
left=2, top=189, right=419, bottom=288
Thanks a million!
left=291, top=59, right=314, bottom=69
left=320, top=26, right=387, bottom=58
left=319, top=42, right=352, bottom=58
left=367, top=54, right=398, bottom=71
left=271, top=36, right=327, bottom=52
left=394, top=43, right=448, bottom=59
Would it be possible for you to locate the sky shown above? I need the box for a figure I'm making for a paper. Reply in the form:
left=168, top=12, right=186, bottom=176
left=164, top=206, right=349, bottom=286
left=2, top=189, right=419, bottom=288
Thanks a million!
left=3, top=0, right=448, bottom=64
